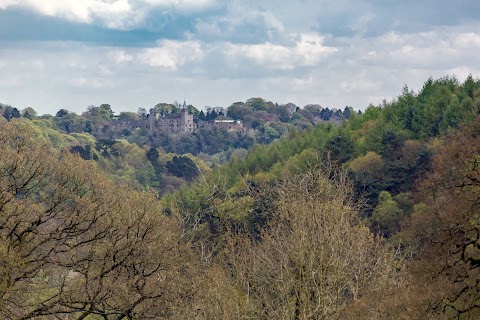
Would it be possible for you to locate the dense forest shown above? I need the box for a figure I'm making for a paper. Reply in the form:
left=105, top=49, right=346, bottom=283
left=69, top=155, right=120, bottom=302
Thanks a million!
left=1, top=75, right=479, bottom=319
left=0, top=97, right=354, bottom=194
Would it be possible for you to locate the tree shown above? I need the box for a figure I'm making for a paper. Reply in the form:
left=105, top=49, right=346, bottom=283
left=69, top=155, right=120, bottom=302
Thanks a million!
left=154, top=103, right=177, bottom=115
left=462, top=73, right=477, bottom=99
left=56, top=109, right=69, bottom=117
left=70, top=144, right=95, bottom=160
left=324, top=134, right=354, bottom=165
left=349, top=151, right=384, bottom=178
left=227, top=102, right=253, bottom=120
left=320, top=107, right=333, bottom=120
left=246, top=97, right=268, bottom=112
left=268, top=103, right=291, bottom=122
left=303, top=104, right=322, bottom=114
left=187, top=104, right=200, bottom=117
left=99, top=103, right=114, bottom=119
left=370, top=191, right=405, bottom=236
left=380, top=131, right=404, bottom=162
left=55, top=113, right=89, bottom=133
left=166, top=155, right=200, bottom=181
left=2, top=107, right=12, bottom=121
left=343, top=106, right=353, bottom=119
left=11, top=108, right=21, bottom=119
left=146, top=147, right=163, bottom=185
left=137, top=107, right=147, bottom=119
left=95, top=139, right=119, bottom=158
left=296, top=108, right=315, bottom=124
left=209, top=109, right=218, bottom=120
left=22, top=107, right=37, bottom=119
left=258, top=125, right=280, bottom=144
left=118, top=111, right=139, bottom=121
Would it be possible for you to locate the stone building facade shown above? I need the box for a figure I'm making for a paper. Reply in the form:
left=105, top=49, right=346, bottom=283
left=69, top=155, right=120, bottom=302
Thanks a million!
left=149, top=108, right=194, bottom=134
left=112, top=108, right=195, bottom=135
left=111, top=108, right=244, bottom=135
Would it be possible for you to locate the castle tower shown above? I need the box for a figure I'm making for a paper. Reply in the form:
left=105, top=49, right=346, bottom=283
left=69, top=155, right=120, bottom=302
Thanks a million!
left=180, top=108, right=187, bottom=132
left=149, top=108, right=156, bottom=132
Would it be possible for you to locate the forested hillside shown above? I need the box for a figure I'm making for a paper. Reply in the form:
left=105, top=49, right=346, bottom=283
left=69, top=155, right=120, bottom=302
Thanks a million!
left=0, top=97, right=354, bottom=195
left=1, top=75, right=479, bottom=319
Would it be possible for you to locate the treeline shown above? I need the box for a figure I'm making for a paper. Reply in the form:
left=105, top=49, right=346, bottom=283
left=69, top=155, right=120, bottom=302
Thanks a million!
left=1, top=98, right=354, bottom=159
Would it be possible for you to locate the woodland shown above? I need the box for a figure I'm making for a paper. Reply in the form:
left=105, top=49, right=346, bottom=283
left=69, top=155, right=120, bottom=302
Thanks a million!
left=0, top=75, right=479, bottom=319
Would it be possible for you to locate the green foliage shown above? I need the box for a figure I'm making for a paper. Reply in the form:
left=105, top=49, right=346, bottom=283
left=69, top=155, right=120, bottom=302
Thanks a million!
left=324, top=133, right=354, bottom=165
left=70, top=144, right=96, bottom=160
left=54, top=112, right=89, bottom=133
left=227, top=102, right=253, bottom=120
left=55, top=108, right=69, bottom=117
left=370, top=191, right=405, bottom=236
left=166, top=155, right=200, bottom=181
left=154, top=102, right=178, bottom=114
left=187, top=104, right=200, bottom=116
left=146, top=147, right=163, bottom=186
left=2, top=106, right=21, bottom=121
left=118, top=111, right=139, bottom=121
left=246, top=97, right=268, bottom=112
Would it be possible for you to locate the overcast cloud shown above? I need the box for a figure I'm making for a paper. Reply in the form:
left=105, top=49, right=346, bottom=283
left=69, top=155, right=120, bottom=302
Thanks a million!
left=0, top=0, right=479, bottom=115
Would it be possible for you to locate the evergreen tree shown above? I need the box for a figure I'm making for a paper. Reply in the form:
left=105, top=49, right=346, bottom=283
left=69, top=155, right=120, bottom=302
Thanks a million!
left=3, top=107, right=12, bottom=121
left=210, top=110, right=218, bottom=120
left=166, top=156, right=199, bottom=181
left=199, top=110, right=206, bottom=121
left=146, top=147, right=163, bottom=186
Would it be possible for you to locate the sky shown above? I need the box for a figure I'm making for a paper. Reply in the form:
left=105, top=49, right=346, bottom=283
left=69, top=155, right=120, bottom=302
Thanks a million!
left=1, top=0, right=480, bottom=115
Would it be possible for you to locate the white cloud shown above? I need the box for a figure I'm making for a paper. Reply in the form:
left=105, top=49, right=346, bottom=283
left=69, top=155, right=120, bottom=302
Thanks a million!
left=340, top=30, right=480, bottom=73
left=194, top=4, right=286, bottom=44
left=108, top=49, right=134, bottom=64
left=224, top=33, right=337, bottom=70
left=262, top=11, right=284, bottom=33
left=0, top=0, right=16, bottom=9
left=0, top=0, right=131, bottom=24
left=98, top=65, right=114, bottom=76
left=454, top=32, right=480, bottom=48
left=137, top=40, right=204, bottom=70
left=69, top=76, right=114, bottom=89
left=348, top=12, right=375, bottom=34
left=141, top=0, right=217, bottom=10
left=0, top=0, right=218, bottom=28
left=447, top=66, right=477, bottom=80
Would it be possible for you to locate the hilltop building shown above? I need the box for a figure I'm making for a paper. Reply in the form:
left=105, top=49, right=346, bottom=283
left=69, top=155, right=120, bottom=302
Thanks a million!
left=112, top=108, right=194, bottom=135
left=112, top=101, right=246, bottom=135
left=198, top=119, right=244, bottom=132
left=149, top=108, right=194, bottom=134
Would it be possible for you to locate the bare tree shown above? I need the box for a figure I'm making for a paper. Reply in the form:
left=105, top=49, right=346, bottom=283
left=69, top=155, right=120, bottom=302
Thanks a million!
left=0, top=120, right=199, bottom=319
left=209, top=163, right=399, bottom=319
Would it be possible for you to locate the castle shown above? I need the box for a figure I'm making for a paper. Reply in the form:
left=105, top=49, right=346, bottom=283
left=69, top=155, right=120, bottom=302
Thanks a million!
left=111, top=100, right=246, bottom=135
left=149, top=108, right=194, bottom=134
left=112, top=108, right=194, bottom=135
